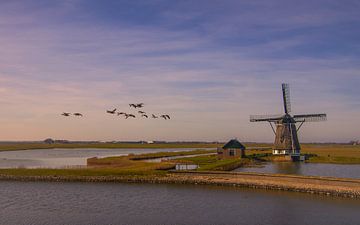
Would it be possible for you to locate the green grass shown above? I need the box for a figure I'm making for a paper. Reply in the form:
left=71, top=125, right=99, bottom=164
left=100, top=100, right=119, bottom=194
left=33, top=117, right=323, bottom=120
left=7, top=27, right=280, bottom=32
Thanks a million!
left=307, top=156, right=360, bottom=164
left=0, top=167, right=167, bottom=177
left=301, top=144, right=360, bottom=164
left=87, top=156, right=175, bottom=171
left=302, top=144, right=360, bottom=157
left=172, top=154, right=251, bottom=171
left=128, top=149, right=215, bottom=160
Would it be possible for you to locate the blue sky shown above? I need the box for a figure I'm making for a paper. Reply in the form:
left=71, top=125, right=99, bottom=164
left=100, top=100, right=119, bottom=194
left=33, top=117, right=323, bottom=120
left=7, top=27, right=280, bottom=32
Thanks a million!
left=0, top=0, right=359, bottom=142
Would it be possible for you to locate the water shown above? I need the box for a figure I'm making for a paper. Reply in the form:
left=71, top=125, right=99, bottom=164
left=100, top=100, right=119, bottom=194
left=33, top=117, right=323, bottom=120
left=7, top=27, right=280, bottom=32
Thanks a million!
left=233, top=162, right=360, bottom=179
left=0, top=148, right=210, bottom=169
left=0, top=181, right=359, bottom=225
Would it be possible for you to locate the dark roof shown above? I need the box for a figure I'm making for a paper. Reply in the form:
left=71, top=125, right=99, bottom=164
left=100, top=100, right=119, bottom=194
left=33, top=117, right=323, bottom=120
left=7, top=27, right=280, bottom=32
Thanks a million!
left=222, top=139, right=246, bottom=150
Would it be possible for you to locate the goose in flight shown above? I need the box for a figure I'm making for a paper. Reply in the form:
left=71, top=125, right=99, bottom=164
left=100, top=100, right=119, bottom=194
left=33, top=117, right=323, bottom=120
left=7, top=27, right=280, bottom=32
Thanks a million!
left=141, top=114, right=148, bottom=118
left=73, top=113, right=83, bottom=117
left=125, top=113, right=136, bottom=119
left=138, top=110, right=146, bottom=114
left=61, top=112, right=71, bottom=117
left=117, top=112, right=126, bottom=116
left=160, top=115, right=170, bottom=120
left=152, top=114, right=158, bottom=119
left=129, top=103, right=144, bottom=108
left=106, top=108, right=117, bottom=114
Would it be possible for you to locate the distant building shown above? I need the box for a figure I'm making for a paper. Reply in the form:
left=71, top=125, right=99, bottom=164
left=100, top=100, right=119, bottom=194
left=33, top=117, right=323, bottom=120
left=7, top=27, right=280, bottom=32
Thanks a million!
left=217, top=139, right=246, bottom=159
left=44, top=138, right=55, bottom=144
left=44, top=139, right=69, bottom=144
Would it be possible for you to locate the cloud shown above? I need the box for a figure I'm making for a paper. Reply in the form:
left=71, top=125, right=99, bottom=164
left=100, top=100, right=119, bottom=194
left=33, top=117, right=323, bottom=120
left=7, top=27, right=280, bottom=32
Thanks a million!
left=0, top=0, right=358, bottom=141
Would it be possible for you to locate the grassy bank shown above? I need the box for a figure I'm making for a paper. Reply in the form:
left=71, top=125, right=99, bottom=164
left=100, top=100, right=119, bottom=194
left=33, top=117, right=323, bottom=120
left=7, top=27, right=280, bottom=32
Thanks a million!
left=87, top=155, right=175, bottom=171
left=128, top=149, right=215, bottom=160
left=172, top=154, right=253, bottom=171
left=0, top=167, right=168, bottom=177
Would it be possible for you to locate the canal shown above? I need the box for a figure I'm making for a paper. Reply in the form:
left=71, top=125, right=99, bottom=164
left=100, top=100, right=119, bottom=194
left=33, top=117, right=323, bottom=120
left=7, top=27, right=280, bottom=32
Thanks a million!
left=0, top=181, right=359, bottom=225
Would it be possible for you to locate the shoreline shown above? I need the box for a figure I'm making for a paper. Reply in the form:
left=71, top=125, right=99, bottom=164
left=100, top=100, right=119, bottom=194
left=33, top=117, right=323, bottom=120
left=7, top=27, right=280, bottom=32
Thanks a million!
left=1, top=171, right=359, bottom=199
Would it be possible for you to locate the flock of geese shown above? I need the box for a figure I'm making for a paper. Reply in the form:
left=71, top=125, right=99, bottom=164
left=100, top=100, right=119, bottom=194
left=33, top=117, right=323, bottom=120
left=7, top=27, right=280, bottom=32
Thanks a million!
left=61, top=103, right=171, bottom=120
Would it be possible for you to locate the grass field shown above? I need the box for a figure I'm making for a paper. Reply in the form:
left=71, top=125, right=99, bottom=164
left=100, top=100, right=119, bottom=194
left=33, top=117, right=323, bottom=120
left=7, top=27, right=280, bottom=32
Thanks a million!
left=301, top=144, right=360, bottom=164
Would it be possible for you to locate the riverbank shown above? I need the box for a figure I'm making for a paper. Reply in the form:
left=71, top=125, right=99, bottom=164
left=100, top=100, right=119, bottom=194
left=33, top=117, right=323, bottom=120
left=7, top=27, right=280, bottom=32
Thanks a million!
left=0, top=170, right=359, bottom=198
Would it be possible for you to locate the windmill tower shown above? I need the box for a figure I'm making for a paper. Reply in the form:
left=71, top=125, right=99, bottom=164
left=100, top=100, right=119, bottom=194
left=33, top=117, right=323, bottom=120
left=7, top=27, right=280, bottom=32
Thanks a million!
left=250, top=83, right=327, bottom=160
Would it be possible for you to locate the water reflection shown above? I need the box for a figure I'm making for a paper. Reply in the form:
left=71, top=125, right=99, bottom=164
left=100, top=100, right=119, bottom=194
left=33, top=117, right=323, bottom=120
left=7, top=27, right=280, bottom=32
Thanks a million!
left=0, top=148, right=213, bottom=169
left=274, top=162, right=302, bottom=174
left=0, top=181, right=359, bottom=225
left=234, top=162, right=360, bottom=179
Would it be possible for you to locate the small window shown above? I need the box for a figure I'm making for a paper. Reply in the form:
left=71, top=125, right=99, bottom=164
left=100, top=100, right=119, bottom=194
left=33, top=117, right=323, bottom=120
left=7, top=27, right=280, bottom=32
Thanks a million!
left=229, top=149, right=235, bottom=156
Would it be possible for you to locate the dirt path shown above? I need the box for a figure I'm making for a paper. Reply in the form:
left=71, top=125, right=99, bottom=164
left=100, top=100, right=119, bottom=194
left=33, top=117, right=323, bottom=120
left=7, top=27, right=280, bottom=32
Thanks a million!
left=0, top=171, right=359, bottom=198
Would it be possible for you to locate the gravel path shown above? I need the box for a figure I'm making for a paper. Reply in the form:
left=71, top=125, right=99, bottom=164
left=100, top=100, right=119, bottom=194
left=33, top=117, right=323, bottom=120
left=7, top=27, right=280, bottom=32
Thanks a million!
left=169, top=171, right=360, bottom=198
left=1, top=171, right=359, bottom=198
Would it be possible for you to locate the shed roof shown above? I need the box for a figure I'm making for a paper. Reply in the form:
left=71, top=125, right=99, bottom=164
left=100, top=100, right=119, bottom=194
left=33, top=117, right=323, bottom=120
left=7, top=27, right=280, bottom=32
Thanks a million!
left=222, top=139, right=246, bottom=150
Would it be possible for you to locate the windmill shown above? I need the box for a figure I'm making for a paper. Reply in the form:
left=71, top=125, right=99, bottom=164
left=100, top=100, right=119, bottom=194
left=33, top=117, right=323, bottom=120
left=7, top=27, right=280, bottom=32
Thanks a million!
left=250, top=83, right=326, bottom=160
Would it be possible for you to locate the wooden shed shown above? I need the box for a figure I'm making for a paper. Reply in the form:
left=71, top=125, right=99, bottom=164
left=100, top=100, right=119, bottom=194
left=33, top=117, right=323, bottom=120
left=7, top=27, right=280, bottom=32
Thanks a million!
left=217, top=139, right=246, bottom=159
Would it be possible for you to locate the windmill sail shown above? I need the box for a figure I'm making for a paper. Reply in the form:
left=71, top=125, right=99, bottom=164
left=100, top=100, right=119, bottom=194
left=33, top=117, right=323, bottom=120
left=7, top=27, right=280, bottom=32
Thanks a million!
left=293, top=113, right=327, bottom=122
left=250, top=114, right=284, bottom=122
left=282, top=83, right=291, bottom=114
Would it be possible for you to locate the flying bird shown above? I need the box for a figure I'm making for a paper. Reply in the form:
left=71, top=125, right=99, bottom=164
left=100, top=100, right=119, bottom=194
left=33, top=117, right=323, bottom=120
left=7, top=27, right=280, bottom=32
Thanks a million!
left=124, top=113, right=136, bottom=119
left=106, top=108, right=117, bottom=114
left=129, top=103, right=144, bottom=108
left=141, top=114, right=148, bottom=118
left=73, top=113, right=83, bottom=117
left=61, top=112, right=71, bottom=117
left=152, top=114, right=158, bottom=119
left=160, top=115, right=170, bottom=120
left=138, top=111, right=146, bottom=114
left=117, top=112, right=126, bottom=116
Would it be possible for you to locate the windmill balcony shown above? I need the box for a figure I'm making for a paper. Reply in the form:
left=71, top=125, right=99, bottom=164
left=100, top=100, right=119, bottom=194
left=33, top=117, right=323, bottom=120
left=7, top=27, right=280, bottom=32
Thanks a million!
left=273, top=149, right=300, bottom=156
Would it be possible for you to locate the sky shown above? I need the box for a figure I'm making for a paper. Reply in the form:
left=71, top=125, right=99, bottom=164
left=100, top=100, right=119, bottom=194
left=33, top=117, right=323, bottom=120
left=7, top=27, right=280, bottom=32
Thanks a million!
left=0, top=0, right=359, bottom=142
